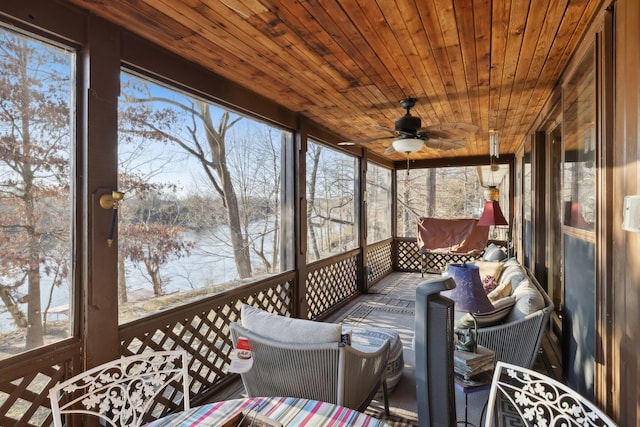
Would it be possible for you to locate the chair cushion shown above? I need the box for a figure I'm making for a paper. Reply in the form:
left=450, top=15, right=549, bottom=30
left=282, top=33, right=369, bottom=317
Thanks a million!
left=241, top=304, right=342, bottom=344
left=456, top=296, right=515, bottom=328
left=343, top=326, right=404, bottom=392
left=505, top=278, right=545, bottom=321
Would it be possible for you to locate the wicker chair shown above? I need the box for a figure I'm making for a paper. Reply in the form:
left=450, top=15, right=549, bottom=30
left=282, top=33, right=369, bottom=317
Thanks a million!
left=230, top=322, right=390, bottom=415
left=485, top=361, right=617, bottom=426
left=49, top=350, right=190, bottom=427
left=476, top=270, right=554, bottom=368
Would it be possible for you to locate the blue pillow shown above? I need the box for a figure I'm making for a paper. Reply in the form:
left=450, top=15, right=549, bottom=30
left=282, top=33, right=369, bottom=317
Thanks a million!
left=482, top=243, right=507, bottom=261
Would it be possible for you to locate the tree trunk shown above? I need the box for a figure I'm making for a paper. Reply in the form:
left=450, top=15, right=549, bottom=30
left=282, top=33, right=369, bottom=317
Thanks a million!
left=307, top=146, right=321, bottom=260
left=21, top=52, right=44, bottom=349
left=199, top=104, right=252, bottom=278
left=223, top=173, right=252, bottom=278
left=118, top=258, right=128, bottom=304
left=145, top=261, right=163, bottom=296
left=0, top=287, right=27, bottom=328
left=26, top=244, right=44, bottom=349
left=425, top=168, right=437, bottom=217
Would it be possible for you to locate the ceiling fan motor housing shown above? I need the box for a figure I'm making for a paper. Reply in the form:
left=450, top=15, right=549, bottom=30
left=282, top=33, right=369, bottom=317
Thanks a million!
left=395, top=115, right=421, bottom=133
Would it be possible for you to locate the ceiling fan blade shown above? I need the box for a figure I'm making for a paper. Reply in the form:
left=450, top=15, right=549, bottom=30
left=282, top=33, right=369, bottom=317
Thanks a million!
left=383, top=144, right=397, bottom=155
left=421, top=122, right=479, bottom=139
left=424, top=138, right=467, bottom=150
left=372, top=125, right=398, bottom=134
left=373, top=125, right=416, bottom=138
left=338, top=135, right=394, bottom=146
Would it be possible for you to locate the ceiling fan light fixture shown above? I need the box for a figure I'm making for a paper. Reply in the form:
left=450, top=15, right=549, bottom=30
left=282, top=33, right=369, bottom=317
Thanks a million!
left=392, top=137, right=424, bottom=153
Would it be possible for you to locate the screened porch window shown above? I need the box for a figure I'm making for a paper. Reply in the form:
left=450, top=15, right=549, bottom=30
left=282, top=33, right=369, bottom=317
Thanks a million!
left=366, top=163, right=392, bottom=243
left=0, top=26, right=75, bottom=357
left=306, top=141, right=357, bottom=262
left=562, top=48, right=596, bottom=231
left=117, top=72, right=291, bottom=323
left=396, top=166, right=503, bottom=238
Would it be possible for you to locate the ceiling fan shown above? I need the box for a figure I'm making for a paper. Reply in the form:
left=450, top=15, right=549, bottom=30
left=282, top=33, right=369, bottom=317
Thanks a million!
left=339, top=98, right=478, bottom=155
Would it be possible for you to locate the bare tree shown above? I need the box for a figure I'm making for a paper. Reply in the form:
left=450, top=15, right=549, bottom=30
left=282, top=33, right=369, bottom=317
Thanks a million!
left=120, top=222, right=194, bottom=296
left=306, top=144, right=356, bottom=259
left=119, top=78, right=252, bottom=278
left=226, top=127, right=281, bottom=273
left=0, top=30, right=72, bottom=348
left=117, top=173, right=194, bottom=298
left=425, top=168, right=437, bottom=217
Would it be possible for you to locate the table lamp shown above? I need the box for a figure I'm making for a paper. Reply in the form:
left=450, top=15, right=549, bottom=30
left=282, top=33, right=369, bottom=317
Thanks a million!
left=443, top=263, right=493, bottom=314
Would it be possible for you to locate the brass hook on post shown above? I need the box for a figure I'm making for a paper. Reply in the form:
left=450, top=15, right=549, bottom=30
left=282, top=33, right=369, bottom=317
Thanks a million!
left=99, top=191, right=125, bottom=210
left=99, top=191, right=125, bottom=247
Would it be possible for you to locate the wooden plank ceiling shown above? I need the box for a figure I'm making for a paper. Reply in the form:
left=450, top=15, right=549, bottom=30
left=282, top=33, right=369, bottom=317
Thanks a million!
left=66, top=0, right=602, bottom=161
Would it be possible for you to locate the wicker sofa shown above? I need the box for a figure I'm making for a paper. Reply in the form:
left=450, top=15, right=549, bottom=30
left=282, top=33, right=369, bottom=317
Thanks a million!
left=458, top=253, right=554, bottom=369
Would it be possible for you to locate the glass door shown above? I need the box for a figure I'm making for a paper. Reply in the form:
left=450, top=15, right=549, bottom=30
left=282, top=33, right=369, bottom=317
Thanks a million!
left=561, top=44, right=596, bottom=398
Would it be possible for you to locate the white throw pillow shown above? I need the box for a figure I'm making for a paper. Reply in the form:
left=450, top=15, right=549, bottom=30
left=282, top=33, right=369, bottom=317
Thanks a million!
left=487, top=279, right=512, bottom=302
left=471, top=260, right=505, bottom=282
left=498, top=263, right=526, bottom=289
left=240, top=304, right=342, bottom=344
left=505, top=278, right=545, bottom=322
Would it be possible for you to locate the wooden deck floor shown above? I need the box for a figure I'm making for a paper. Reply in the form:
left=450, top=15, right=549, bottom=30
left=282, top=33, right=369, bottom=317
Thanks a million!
left=209, top=272, right=562, bottom=426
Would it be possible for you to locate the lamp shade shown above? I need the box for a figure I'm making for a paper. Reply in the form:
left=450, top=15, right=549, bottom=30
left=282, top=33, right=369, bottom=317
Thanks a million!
left=442, top=264, right=493, bottom=313
left=392, top=137, right=424, bottom=153
left=477, top=200, right=508, bottom=226
left=564, top=201, right=590, bottom=229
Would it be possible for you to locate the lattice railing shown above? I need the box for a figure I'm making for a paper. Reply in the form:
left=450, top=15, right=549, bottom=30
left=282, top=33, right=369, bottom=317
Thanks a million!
left=419, top=251, right=479, bottom=274
left=395, top=238, right=421, bottom=271
left=306, top=252, right=359, bottom=319
left=0, top=343, right=79, bottom=427
left=0, top=235, right=510, bottom=427
left=0, top=252, right=383, bottom=426
left=394, top=237, right=507, bottom=275
left=366, top=239, right=393, bottom=287
left=119, top=274, right=294, bottom=402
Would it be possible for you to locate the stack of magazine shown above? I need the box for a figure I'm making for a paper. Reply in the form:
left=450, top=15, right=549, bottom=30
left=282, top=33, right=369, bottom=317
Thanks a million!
left=453, top=345, right=495, bottom=380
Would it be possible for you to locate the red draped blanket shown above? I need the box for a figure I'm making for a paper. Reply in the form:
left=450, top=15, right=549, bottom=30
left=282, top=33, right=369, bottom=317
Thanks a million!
left=417, top=217, right=488, bottom=254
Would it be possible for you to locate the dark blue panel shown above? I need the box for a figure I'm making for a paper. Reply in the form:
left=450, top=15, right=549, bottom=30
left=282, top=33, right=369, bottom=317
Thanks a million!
left=562, top=234, right=595, bottom=400
left=523, top=219, right=532, bottom=268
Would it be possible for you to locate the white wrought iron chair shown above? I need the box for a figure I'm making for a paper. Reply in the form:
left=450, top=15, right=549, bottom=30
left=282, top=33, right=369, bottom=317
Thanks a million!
left=49, top=350, right=190, bottom=427
left=485, top=361, right=617, bottom=427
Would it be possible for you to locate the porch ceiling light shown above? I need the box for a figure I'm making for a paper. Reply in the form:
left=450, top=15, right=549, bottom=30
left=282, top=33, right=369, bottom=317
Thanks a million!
left=478, top=186, right=508, bottom=226
left=392, top=137, right=424, bottom=153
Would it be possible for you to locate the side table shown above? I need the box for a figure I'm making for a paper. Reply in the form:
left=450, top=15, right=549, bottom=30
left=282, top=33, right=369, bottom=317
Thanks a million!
left=454, top=371, right=493, bottom=427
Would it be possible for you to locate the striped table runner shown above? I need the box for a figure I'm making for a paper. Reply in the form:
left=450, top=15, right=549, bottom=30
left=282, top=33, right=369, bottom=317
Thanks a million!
left=146, top=396, right=389, bottom=426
